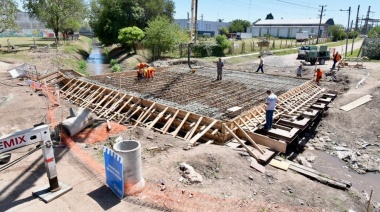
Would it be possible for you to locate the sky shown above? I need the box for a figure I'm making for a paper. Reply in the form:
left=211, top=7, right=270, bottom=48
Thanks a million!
left=172, top=0, right=379, bottom=27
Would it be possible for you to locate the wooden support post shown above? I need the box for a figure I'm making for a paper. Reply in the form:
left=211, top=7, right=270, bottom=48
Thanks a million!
left=171, top=112, right=190, bottom=137
left=135, top=102, right=156, bottom=126
left=223, top=124, right=259, bottom=160
left=109, top=96, right=134, bottom=120
left=233, top=121, right=264, bottom=154
left=148, top=107, right=168, bottom=129
left=189, top=120, right=217, bottom=145
left=185, top=117, right=203, bottom=140
left=162, top=110, right=179, bottom=133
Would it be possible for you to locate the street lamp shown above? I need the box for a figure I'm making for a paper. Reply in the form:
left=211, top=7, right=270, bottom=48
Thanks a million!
left=340, top=7, right=351, bottom=57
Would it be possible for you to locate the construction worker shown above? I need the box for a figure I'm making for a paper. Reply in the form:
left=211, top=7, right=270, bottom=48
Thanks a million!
left=256, top=56, right=264, bottom=73
left=216, top=58, right=224, bottom=81
left=147, top=66, right=155, bottom=78
left=331, top=51, right=341, bottom=70
left=265, top=90, right=278, bottom=130
left=137, top=62, right=147, bottom=80
left=296, top=64, right=303, bottom=77
left=315, top=68, right=323, bottom=85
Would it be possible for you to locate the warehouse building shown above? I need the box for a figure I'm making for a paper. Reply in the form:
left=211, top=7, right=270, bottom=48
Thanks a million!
left=247, top=18, right=334, bottom=38
left=175, top=19, right=230, bottom=37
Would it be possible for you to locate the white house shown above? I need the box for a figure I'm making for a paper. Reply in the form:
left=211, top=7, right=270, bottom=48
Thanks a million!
left=247, top=18, right=335, bottom=38
left=175, top=19, right=230, bottom=37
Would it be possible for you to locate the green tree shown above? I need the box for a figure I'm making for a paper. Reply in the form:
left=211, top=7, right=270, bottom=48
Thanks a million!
left=0, top=0, right=19, bottom=33
left=215, top=34, right=231, bottom=50
left=328, top=25, right=346, bottom=41
left=265, top=13, right=274, bottom=20
left=90, top=0, right=175, bottom=46
left=219, top=27, right=229, bottom=36
left=23, top=0, right=87, bottom=40
left=118, top=26, right=144, bottom=52
left=144, top=16, right=186, bottom=58
left=348, top=30, right=359, bottom=39
left=229, top=19, right=251, bottom=33
left=368, top=26, right=380, bottom=38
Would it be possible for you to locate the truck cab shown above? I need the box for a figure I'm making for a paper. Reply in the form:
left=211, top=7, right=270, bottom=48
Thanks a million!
left=304, top=45, right=330, bottom=65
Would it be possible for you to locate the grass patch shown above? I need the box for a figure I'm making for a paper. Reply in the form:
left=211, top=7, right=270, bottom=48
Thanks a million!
left=77, top=60, right=89, bottom=76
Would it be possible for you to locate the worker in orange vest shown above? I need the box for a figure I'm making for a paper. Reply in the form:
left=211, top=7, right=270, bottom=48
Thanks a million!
left=331, top=51, right=341, bottom=70
left=137, top=62, right=147, bottom=80
left=147, top=66, right=155, bottom=78
left=315, top=68, right=323, bottom=85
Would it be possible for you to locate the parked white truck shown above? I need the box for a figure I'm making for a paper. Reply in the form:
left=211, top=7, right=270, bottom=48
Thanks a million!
left=296, top=31, right=309, bottom=42
left=236, top=32, right=252, bottom=40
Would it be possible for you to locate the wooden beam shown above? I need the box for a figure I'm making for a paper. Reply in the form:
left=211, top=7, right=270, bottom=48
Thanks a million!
left=185, top=116, right=203, bottom=141
left=147, top=107, right=168, bottom=129
left=162, top=110, right=179, bottom=133
left=171, top=112, right=190, bottom=137
left=233, top=121, right=264, bottom=154
left=224, top=124, right=260, bottom=160
left=235, top=129, right=287, bottom=153
left=135, top=102, right=156, bottom=126
left=189, top=120, right=217, bottom=145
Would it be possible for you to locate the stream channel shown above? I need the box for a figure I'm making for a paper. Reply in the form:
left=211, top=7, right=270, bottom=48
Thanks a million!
left=308, top=150, right=380, bottom=203
left=86, top=42, right=109, bottom=75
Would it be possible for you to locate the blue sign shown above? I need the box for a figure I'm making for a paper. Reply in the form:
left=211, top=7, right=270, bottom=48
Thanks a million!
left=103, top=147, right=124, bottom=199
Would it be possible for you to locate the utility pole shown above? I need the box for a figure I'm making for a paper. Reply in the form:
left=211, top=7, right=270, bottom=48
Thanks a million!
left=340, top=6, right=351, bottom=57
left=355, top=5, right=360, bottom=31
left=316, top=5, right=326, bottom=44
left=190, top=0, right=198, bottom=43
left=350, top=20, right=354, bottom=31
left=365, top=6, right=371, bottom=35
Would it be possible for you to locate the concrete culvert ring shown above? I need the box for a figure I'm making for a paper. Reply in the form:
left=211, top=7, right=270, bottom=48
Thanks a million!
left=113, top=140, right=140, bottom=152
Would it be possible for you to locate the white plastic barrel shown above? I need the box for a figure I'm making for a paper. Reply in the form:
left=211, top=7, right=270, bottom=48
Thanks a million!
left=113, top=140, right=145, bottom=195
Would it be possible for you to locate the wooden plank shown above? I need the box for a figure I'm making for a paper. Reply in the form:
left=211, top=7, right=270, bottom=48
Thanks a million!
left=269, top=158, right=290, bottom=171
left=189, top=120, right=217, bottom=145
left=250, top=159, right=265, bottom=173
left=163, top=110, right=179, bottom=133
left=147, top=107, right=168, bottom=129
left=101, top=94, right=127, bottom=118
left=142, top=108, right=156, bottom=125
left=283, top=158, right=352, bottom=187
left=340, top=95, right=373, bottom=111
left=224, top=124, right=260, bottom=160
left=288, top=165, right=348, bottom=190
left=171, top=112, right=190, bottom=137
left=235, top=129, right=287, bottom=153
left=233, top=121, right=264, bottom=154
left=109, top=96, right=134, bottom=120
left=259, top=149, right=276, bottom=163
left=185, top=117, right=203, bottom=141
left=135, top=102, right=156, bottom=126
left=92, top=91, right=115, bottom=112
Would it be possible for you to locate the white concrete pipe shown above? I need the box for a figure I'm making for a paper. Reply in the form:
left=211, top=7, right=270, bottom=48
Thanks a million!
left=61, top=108, right=95, bottom=136
left=113, top=140, right=145, bottom=195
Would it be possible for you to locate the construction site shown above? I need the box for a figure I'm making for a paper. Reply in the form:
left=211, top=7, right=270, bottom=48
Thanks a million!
left=1, top=37, right=380, bottom=211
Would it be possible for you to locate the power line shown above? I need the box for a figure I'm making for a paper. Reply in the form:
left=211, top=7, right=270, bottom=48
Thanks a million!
left=274, top=0, right=318, bottom=9
left=218, top=0, right=313, bottom=17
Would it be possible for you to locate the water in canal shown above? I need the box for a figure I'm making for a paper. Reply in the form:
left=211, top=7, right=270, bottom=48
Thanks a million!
left=309, top=150, right=380, bottom=203
left=86, top=41, right=109, bottom=75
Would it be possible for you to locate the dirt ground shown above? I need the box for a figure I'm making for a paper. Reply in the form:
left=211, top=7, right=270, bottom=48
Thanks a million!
left=1, top=40, right=379, bottom=211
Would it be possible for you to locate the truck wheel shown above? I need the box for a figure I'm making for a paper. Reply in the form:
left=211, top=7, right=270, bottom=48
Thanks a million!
left=319, top=58, right=325, bottom=65
left=310, top=61, right=316, bottom=65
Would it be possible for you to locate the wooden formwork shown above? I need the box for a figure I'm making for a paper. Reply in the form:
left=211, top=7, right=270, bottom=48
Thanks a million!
left=37, top=70, right=335, bottom=161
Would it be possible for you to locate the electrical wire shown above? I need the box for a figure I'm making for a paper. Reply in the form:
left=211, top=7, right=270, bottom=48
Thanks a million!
left=0, top=143, right=46, bottom=172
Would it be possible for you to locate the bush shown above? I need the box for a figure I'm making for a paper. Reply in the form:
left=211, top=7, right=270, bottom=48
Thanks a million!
left=349, top=31, right=359, bottom=39
left=215, top=35, right=232, bottom=50
left=191, top=43, right=225, bottom=57
left=110, top=59, right=118, bottom=66
left=111, top=64, right=122, bottom=72
left=364, top=41, right=380, bottom=59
